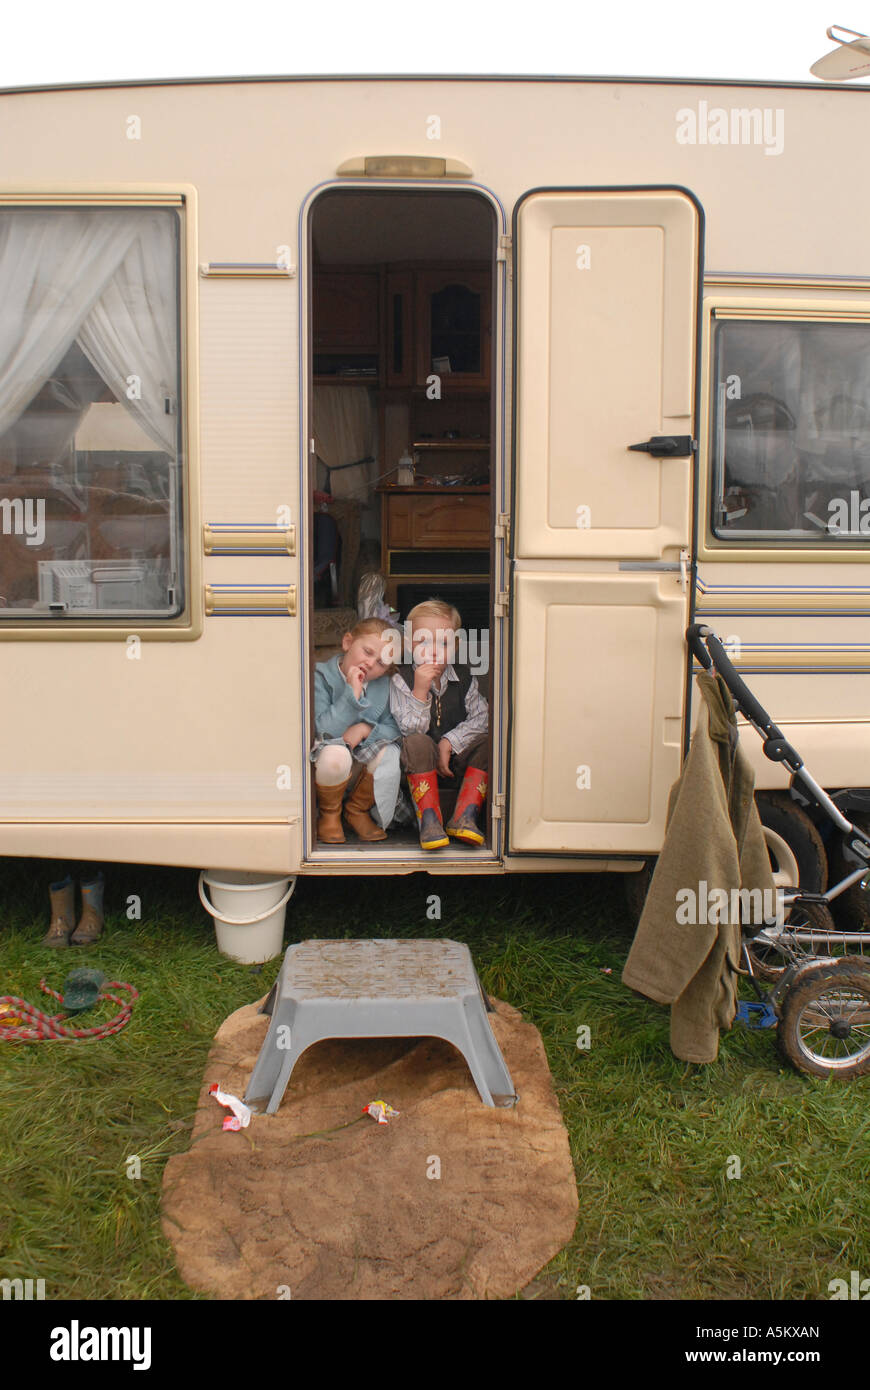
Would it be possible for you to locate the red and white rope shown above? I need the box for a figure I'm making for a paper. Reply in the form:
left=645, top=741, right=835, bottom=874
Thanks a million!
left=0, top=979, right=138, bottom=1041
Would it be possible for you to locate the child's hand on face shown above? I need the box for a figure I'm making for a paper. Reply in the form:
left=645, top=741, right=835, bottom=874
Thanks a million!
left=437, top=738, right=454, bottom=777
left=345, top=664, right=367, bottom=699
left=342, top=722, right=373, bottom=749
left=412, top=662, right=442, bottom=699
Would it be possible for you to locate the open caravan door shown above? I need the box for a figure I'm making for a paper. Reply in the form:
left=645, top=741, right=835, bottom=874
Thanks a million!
left=507, top=188, right=703, bottom=855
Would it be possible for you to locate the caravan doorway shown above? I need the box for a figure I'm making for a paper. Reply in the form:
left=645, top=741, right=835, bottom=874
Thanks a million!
left=306, top=187, right=498, bottom=861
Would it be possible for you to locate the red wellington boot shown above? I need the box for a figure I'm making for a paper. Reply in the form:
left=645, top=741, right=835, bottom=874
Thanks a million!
left=446, top=767, right=488, bottom=846
left=406, top=770, right=449, bottom=850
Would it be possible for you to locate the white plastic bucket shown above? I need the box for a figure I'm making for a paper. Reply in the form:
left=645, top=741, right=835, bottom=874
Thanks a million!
left=198, top=870, right=297, bottom=964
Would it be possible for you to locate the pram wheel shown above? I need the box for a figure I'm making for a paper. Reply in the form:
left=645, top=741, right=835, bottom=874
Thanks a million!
left=777, top=958, right=870, bottom=1078
left=746, top=899, right=840, bottom=981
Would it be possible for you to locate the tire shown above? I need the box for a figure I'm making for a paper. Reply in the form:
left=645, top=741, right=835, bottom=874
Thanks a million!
left=748, top=794, right=830, bottom=978
left=755, top=791, right=828, bottom=895
left=777, top=957, right=870, bottom=1079
left=623, top=860, right=655, bottom=926
left=746, top=898, right=841, bottom=982
left=828, top=811, right=870, bottom=939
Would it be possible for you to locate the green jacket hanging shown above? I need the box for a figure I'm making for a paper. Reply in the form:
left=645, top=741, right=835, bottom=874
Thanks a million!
left=622, top=671, right=777, bottom=1064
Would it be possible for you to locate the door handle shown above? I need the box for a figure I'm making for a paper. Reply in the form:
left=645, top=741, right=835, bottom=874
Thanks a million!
left=618, top=549, right=692, bottom=592
left=628, top=435, right=696, bottom=457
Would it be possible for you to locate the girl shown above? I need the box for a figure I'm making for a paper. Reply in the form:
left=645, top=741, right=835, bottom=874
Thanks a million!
left=311, top=617, right=401, bottom=843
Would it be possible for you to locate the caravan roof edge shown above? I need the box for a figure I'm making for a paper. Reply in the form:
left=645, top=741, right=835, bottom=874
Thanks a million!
left=0, top=72, right=867, bottom=97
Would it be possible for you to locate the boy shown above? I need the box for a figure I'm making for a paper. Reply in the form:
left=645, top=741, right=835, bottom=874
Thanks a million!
left=311, top=617, right=401, bottom=843
left=390, top=599, right=489, bottom=849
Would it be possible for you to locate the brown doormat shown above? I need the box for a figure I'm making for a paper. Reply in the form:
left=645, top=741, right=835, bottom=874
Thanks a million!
left=161, top=996, right=578, bottom=1300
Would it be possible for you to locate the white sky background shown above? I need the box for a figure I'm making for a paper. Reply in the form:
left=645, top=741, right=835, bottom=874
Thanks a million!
left=0, top=0, right=863, bottom=86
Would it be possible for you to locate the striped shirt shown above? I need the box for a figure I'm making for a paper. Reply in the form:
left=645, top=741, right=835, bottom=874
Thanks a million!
left=390, top=665, right=488, bottom=757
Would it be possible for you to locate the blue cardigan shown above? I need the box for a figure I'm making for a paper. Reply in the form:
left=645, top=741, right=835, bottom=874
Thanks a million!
left=312, top=654, right=400, bottom=764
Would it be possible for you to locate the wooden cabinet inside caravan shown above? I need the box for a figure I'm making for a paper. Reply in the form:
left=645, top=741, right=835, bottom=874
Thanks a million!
left=415, top=269, right=491, bottom=389
left=312, top=270, right=382, bottom=381
left=381, top=487, right=491, bottom=549
left=385, top=270, right=414, bottom=387
left=312, top=264, right=491, bottom=390
left=377, top=484, right=491, bottom=606
left=385, top=265, right=491, bottom=390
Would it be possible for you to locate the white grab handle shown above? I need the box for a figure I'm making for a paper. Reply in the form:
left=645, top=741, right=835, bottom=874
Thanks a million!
left=198, top=872, right=297, bottom=925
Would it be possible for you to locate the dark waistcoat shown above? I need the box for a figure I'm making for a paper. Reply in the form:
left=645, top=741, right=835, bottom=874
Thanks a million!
left=397, top=663, right=472, bottom=741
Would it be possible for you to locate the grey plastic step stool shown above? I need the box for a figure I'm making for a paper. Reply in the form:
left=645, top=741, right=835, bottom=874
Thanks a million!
left=244, top=939, right=518, bottom=1112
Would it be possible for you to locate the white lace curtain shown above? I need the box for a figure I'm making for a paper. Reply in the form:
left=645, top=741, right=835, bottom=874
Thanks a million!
left=0, top=208, right=177, bottom=454
left=312, top=384, right=378, bottom=500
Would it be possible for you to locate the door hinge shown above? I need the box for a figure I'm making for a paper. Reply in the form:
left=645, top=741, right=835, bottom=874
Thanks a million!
left=494, top=589, right=510, bottom=617
left=496, top=234, right=512, bottom=263
left=491, top=792, right=506, bottom=821
left=495, top=512, right=511, bottom=549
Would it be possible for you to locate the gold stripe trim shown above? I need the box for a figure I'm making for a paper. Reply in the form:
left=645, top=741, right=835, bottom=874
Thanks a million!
left=696, top=651, right=870, bottom=671
left=203, top=523, right=296, bottom=555
left=696, top=595, right=870, bottom=614
left=205, top=584, right=297, bottom=615
left=706, top=274, right=870, bottom=291
left=697, top=543, right=870, bottom=563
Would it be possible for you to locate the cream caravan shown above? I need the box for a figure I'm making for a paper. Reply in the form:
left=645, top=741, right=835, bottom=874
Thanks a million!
left=2, top=71, right=870, bottom=903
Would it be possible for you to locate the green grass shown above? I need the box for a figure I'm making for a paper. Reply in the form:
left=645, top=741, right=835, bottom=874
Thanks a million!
left=1, top=858, right=867, bottom=1300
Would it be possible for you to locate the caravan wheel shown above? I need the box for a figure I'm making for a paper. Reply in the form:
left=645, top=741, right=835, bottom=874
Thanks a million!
left=623, top=861, right=655, bottom=925
left=756, top=792, right=828, bottom=894
left=829, top=812, right=870, bottom=940
left=749, top=794, right=829, bottom=979
left=777, top=958, right=870, bottom=1078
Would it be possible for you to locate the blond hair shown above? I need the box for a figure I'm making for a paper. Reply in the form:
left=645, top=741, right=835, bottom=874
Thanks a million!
left=406, top=598, right=461, bottom=631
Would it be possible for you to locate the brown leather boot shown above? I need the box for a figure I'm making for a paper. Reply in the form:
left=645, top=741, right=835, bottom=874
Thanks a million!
left=43, top=875, right=76, bottom=947
left=316, top=778, right=348, bottom=843
left=343, top=769, right=387, bottom=841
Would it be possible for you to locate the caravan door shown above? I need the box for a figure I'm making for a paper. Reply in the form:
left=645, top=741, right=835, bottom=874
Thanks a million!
left=507, top=188, right=703, bottom=855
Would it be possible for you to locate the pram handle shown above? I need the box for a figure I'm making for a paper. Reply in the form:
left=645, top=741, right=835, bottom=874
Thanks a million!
left=686, top=624, right=805, bottom=770
left=687, top=624, right=866, bottom=842
left=685, top=624, right=714, bottom=671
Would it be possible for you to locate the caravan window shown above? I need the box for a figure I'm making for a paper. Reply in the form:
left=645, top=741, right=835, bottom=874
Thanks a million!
left=0, top=206, right=184, bottom=618
left=710, top=318, right=870, bottom=541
